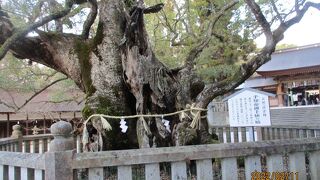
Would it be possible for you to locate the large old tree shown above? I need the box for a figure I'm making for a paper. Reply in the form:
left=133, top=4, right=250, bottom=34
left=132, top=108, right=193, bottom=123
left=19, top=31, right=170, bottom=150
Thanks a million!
left=0, top=0, right=319, bottom=149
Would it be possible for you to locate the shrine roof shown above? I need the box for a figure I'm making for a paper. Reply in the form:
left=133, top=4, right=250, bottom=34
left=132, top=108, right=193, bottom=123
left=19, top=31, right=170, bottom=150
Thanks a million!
left=257, top=43, right=320, bottom=76
left=236, top=77, right=277, bottom=89
left=222, top=88, right=275, bottom=101
left=0, top=88, right=84, bottom=113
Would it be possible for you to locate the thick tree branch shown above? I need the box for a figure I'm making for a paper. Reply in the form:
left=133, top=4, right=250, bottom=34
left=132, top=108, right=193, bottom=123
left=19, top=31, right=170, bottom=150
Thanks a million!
left=196, top=52, right=272, bottom=108
left=81, top=0, right=98, bottom=39
left=4, top=32, right=83, bottom=91
left=16, top=77, right=68, bottom=111
left=0, top=0, right=75, bottom=60
left=196, top=1, right=320, bottom=108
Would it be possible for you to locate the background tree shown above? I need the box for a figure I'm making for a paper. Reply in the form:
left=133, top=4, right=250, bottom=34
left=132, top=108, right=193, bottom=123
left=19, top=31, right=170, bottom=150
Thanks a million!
left=276, top=43, right=297, bottom=50
left=0, top=53, right=82, bottom=111
left=0, top=0, right=319, bottom=149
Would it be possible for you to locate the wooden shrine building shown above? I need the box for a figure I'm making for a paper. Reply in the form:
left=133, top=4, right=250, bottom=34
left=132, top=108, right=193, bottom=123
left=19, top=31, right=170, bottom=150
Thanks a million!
left=0, top=88, right=84, bottom=138
left=238, top=43, right=320, bottom=107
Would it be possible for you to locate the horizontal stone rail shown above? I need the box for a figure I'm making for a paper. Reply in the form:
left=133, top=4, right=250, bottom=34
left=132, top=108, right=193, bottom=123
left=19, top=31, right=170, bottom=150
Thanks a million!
left=22, top=134, right=53, bottom=141
left=0, top=133, right=53, bottom=153
left=2, top=137, right=320, bottom=180
left=1, top=121, right=320, bottom=180
left=0, top=152, right=45, bottom=169
left=0, top=137, right=19, bottom=146
left=73, top=137, right=320, bottom=168
left=71, top=138, right=320, bottom=180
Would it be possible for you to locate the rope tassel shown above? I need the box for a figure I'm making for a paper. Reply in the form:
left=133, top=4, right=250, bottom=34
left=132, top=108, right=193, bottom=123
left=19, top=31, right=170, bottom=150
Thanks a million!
left=190, top=111, right=201, bottom=129
left=100, top=116, right=112, bottom=131
left=82, top=125, right=89, bottom=146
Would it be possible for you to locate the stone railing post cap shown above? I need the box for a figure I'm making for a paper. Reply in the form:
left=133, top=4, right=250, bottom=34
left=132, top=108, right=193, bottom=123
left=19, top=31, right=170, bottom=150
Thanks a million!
left=12, top=124, right=21, bottom=130
left=50, top=121, right=72, bottom=135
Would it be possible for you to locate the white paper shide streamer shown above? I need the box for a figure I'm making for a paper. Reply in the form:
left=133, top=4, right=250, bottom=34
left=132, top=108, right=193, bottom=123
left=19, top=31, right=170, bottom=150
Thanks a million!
left=161, top=116, right=171, bottom=133
left=120, top=118, right=128, bottom=133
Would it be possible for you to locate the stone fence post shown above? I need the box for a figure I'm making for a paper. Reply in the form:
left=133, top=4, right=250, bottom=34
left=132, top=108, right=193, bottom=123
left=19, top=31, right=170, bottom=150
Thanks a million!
left=11, top=124, right=22, bottom=138
left=45, top=121, right=75, bottom=180
left=11, top=124, right=22, bottom=152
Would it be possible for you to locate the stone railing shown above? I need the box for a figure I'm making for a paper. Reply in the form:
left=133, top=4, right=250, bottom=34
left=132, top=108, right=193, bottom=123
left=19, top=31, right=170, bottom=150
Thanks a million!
left=0, top=121, right=75, bottom=180
left=1, top=121, right=320, bottom=180
left=0, top=123, right=82, bottom=154
left=0, top=123, right=53, bottom=153
left=211, top=125, right=320, bottom=143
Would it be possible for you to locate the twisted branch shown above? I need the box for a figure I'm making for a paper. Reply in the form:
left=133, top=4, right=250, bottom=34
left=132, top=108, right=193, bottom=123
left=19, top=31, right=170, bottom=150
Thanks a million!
left=81, top=0, right=98, bottom=39
left=0, top=0, right=75, bottom=60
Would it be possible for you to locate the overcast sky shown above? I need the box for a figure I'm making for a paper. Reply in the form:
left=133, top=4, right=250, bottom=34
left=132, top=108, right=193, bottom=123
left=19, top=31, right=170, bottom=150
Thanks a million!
left=255, top=8, right=320, bottom=47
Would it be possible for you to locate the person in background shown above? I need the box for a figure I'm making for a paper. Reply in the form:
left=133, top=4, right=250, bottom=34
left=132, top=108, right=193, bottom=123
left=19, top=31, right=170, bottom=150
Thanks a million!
left=292, top=93, right=298, bottom=106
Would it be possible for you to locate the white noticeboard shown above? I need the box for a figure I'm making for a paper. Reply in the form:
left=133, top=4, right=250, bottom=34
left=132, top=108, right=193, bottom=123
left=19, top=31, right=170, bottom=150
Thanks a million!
left=227, top=90, right=271, bottom=127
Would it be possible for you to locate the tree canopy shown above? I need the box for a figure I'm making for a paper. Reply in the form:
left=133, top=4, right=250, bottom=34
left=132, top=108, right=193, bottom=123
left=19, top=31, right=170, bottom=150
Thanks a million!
left=0, top=0, right=319, bottom=148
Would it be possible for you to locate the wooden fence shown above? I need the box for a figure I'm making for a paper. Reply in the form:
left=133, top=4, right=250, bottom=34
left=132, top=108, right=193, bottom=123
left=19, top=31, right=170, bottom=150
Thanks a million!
left=1, top=121, right=320, bottom=180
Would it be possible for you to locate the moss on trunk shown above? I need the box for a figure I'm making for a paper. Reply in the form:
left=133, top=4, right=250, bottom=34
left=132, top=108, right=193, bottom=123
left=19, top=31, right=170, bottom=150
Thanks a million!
left=74, top=40, right=95, bottom=96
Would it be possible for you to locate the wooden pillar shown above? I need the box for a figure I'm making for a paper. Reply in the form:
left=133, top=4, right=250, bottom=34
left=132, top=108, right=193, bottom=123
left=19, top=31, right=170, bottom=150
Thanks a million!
left=0, top=123, right=3, bottom=138
left=43, top=116, right=46, bottom=134
left=26, top=115, right=29, bottom=136
left=6, top=113, right=10, bottom=137
left=277, top=83, right=284, bottom=107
